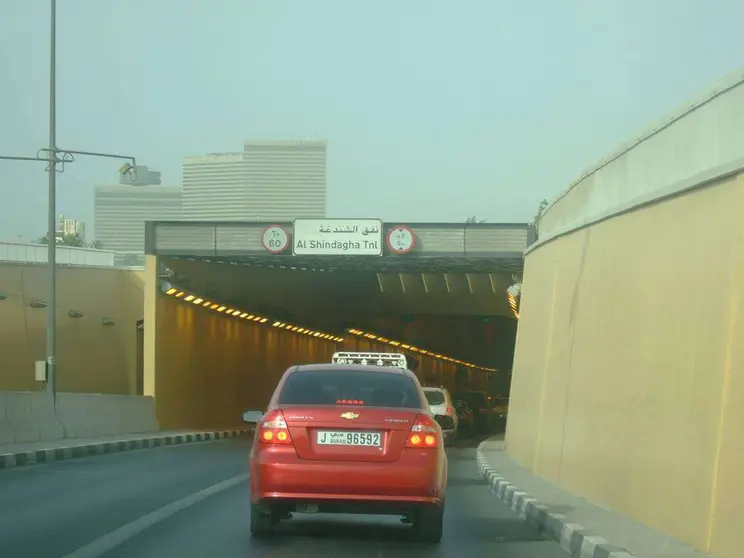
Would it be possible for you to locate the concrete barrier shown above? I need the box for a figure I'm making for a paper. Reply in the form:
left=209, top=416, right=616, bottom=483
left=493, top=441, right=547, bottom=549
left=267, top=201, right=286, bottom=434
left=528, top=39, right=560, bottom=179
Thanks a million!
left=0, top=391, right=63, bottom=444
left=0, top=391, right=160, bottom=445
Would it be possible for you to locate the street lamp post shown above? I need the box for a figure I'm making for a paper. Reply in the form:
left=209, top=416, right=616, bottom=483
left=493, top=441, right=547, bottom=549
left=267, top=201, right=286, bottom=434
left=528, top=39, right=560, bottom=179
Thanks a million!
left=0, top=0, right=138, bottom=400
left=47, top=0, right=58, bottom=397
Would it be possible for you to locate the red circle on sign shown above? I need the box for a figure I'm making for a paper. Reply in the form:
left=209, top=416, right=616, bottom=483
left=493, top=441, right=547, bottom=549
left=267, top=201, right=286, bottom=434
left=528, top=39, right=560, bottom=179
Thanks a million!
left=261, top=224, right=290, bottom=254
left=386, top=225, right=416, bottom=255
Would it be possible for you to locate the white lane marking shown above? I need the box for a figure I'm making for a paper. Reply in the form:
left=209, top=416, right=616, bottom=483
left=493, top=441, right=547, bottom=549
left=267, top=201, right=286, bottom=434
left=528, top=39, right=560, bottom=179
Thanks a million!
left=62, top=473, right=249, bottom=558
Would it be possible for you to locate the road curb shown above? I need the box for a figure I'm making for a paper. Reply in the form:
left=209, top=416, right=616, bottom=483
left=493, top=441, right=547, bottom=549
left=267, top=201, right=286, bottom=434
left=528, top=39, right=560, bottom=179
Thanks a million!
left=0, top=429, right=253, bottom=470
left=476, top=442, right=636, bottom=558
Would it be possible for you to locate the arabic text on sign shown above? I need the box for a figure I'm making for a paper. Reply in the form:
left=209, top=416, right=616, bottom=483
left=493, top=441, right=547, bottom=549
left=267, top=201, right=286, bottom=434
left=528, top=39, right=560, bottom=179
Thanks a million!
left=318, top=225, right=380, bottom=235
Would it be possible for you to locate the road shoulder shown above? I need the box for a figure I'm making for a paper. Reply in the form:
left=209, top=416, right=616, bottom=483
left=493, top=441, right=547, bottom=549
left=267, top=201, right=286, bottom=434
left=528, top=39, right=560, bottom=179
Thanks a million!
left=476, top=438, right=712, bottom=558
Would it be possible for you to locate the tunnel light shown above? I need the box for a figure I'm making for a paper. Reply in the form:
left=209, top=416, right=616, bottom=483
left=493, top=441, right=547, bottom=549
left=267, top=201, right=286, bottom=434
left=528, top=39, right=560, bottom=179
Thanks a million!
left=163, top=285, right=344, bottom=345
left=507, top=282, right=521, bottom=320
left=344, top=328, right=497, bottom=373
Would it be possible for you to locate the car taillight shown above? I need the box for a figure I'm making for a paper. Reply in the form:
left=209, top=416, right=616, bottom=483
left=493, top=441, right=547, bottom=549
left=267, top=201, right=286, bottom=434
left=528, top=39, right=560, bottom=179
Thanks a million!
left=405, top=414, right=439, bottom=448
left=257, top=409, right=293, bottom=445
left=445, top=407, right=454, bottom=416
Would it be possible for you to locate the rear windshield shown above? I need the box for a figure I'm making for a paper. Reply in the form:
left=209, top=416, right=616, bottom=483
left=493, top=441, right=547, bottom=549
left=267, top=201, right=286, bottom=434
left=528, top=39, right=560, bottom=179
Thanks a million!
left=279, top=369, right=424, bottom=409
left=424, top=390, right=446, bottom=405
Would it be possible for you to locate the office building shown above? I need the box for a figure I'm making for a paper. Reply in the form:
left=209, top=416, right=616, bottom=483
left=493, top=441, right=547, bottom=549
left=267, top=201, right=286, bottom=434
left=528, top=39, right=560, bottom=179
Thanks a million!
left=182, top=139, right=327, bottom=220
left=57, top=215, right=85, bottom=242
left=94, top=168, right=181, bottom=252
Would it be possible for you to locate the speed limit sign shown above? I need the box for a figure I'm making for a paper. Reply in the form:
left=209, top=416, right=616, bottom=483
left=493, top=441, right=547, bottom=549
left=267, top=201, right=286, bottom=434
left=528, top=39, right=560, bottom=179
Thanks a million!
left=261, top=225, right=290, bottom=254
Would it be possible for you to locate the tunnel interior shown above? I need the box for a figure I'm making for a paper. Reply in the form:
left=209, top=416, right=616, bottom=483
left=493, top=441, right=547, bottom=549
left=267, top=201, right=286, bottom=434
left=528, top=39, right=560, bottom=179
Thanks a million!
left=150, top=253, right=520, bottom=429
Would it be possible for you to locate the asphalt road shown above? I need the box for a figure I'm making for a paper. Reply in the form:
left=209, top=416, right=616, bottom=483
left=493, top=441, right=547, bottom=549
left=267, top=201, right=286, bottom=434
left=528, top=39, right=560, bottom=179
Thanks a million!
left=0, top=436, right=566, bottom=558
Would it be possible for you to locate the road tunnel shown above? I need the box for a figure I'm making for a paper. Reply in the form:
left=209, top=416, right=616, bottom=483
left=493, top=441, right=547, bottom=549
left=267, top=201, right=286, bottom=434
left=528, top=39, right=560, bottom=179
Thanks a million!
left=143, top=220, right=531, bottom=430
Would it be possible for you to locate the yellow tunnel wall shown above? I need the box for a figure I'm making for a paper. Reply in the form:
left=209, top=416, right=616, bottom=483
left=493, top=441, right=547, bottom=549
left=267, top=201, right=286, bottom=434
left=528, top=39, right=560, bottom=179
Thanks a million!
left=0, top=264, right=144, bottom=394
left=149, top=292, right=340, bottom=430
left=506, top=171, right=744, bottom=558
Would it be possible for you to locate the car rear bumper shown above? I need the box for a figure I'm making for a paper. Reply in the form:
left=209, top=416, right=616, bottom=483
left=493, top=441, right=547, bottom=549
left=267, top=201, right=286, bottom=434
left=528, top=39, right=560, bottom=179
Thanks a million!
left=251, top=447, right=446, bottom=509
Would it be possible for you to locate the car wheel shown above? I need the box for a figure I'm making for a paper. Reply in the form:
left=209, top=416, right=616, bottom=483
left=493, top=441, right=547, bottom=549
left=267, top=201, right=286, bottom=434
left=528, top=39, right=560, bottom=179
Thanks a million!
left=413, top=504, right=444, bottom=543
left=250, top=502, right=275, bottom=537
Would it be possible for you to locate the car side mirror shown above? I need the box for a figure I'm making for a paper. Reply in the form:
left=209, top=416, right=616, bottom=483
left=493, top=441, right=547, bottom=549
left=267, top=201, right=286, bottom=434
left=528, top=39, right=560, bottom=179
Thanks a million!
left=434, top=414, right=455, bottom=431
left=241, top=409, right=264, bottom=424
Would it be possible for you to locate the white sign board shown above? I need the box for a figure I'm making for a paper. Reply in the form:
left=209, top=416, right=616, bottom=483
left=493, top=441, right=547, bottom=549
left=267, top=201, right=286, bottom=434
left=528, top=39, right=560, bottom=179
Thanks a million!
left=293, top=219, right=383, bottom=256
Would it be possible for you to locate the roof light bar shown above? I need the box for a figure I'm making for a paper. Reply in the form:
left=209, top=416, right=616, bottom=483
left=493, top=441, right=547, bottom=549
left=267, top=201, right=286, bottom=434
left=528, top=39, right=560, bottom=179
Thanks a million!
left=332, top=352, right=408, bottom=369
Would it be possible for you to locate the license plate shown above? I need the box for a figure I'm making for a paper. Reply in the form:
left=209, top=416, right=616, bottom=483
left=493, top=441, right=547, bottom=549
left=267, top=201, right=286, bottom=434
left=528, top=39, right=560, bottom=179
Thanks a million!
left=316, top=431, right=382, bottom=447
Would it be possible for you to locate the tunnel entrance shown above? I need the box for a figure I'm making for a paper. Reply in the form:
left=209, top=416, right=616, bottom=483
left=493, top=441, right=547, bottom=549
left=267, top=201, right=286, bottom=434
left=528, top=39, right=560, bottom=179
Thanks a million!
left=144, top=220, right=530, bottom=430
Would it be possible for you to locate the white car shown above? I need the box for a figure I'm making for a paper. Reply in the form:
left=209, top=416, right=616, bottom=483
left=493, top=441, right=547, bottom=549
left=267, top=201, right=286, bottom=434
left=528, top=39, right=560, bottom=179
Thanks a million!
left=423, top=387, right=458, bottom=445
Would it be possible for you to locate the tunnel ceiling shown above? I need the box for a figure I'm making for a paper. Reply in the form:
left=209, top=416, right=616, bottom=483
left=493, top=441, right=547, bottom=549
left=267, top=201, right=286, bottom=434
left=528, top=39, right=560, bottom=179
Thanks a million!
left=165, top=257, right=517, bottom=320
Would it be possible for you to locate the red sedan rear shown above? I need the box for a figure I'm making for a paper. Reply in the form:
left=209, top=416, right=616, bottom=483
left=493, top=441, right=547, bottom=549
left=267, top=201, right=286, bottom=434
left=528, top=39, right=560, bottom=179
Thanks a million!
left=241, top=363, right=448, bottom=543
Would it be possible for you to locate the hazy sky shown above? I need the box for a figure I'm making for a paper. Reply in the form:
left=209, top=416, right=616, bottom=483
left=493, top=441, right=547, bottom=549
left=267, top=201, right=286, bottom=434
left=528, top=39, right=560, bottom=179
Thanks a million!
left=1, top=0, right=743, bottom=242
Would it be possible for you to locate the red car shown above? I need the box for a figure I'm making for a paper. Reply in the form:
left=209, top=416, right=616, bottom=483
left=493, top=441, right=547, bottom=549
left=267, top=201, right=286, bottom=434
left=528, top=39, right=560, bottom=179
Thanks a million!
left=241, top=361, right=448, bottom=543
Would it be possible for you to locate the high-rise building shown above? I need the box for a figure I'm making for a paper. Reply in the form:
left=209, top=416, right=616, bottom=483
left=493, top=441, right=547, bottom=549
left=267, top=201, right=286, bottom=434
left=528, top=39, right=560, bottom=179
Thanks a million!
left=57, top=215, right=85, bottom=242
left=182, top=140, right=327, bottom=220
left=94, top=167, right=181, bottom=252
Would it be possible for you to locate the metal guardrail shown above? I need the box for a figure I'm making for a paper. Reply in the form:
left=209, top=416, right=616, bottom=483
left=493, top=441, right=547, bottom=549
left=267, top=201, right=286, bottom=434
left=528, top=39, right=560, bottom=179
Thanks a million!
left=0, top=241, right=144, bottom=269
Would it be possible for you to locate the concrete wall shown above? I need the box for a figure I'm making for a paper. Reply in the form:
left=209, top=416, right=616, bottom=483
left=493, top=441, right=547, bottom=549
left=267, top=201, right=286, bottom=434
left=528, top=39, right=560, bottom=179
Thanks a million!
left=507, top=171, right=744, bottom=558
left=0, top=391, right=158, bottom=445
left=0, top=264, right=145, bottom=394
left=538, top=68, right=744, bottom=243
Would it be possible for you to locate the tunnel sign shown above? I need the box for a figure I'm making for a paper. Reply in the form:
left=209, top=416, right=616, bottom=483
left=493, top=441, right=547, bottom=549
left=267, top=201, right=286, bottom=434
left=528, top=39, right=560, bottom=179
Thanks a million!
left=293, top=219, right=383, bottom=256
left=386, top=225, right=416, bottom=255
left=261, top=225, right=290, bottom=254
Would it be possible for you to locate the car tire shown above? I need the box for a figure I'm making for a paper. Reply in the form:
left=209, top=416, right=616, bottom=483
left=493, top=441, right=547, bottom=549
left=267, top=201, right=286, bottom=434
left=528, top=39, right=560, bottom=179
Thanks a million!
left=250, top=503, right=275, bottom=537
left=413, top=504, right=444, bottom=543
